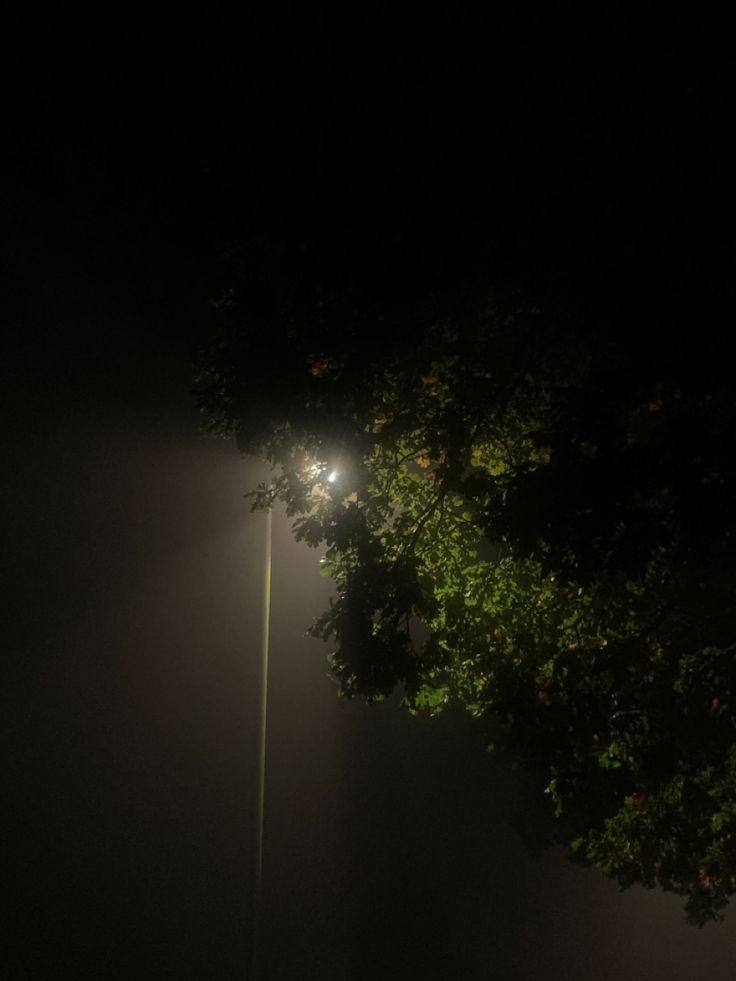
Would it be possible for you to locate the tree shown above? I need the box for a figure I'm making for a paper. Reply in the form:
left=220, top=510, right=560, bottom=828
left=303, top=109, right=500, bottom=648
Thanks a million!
left=194, top=228, right=736, bottom=924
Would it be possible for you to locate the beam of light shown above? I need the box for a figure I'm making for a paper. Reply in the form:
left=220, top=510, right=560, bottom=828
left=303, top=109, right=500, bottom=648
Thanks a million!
left=252, top=505, right=272, bottom=981
left=327, top=470, right=338, bottom=483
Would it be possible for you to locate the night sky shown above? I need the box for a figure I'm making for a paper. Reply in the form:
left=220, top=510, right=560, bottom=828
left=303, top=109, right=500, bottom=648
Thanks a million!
left=4, top=14, right=736, bottom=979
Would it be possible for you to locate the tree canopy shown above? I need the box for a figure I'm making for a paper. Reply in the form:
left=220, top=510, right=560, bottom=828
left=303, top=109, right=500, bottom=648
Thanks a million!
left=194, top=222, right=736, bottom=925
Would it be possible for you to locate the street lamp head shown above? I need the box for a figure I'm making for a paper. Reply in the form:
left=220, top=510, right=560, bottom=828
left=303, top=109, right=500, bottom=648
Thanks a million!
left=305, top=457, right=340, bottom=486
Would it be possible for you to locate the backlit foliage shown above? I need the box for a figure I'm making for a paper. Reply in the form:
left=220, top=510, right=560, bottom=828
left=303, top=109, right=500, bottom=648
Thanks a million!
left=195, top=237, right=736, bottom=924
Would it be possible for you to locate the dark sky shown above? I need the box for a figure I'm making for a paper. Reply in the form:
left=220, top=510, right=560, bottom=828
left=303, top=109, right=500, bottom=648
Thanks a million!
left=4, top=14, right=736, bottom=979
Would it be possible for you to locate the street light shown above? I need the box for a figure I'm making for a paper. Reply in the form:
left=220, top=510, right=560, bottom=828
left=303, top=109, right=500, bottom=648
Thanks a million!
left=251, top=469, right=337, bottom=978
left=252, top=504, right=272, bottom=981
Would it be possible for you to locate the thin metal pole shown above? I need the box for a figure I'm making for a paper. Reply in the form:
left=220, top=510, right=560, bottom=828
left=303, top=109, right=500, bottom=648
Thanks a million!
left=252, top=505, right=272, bottom=980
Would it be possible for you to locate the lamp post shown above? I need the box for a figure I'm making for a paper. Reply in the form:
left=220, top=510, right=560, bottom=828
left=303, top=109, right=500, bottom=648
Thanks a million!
left=252, top=504, right=272, bottom=980
left=250, top=468, right=336, bottom=978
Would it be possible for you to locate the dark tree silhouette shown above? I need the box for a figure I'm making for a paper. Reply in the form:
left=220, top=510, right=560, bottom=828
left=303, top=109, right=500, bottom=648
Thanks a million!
left=194, top=32, right=736, bottom=922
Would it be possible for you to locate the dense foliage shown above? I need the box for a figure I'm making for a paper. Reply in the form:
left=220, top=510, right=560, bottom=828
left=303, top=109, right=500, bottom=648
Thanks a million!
left=195, top=232, right=736, bottom=924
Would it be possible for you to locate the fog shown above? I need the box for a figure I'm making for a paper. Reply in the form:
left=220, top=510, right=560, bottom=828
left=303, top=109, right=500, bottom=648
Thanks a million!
left=1, top=201, right=734, bottom=976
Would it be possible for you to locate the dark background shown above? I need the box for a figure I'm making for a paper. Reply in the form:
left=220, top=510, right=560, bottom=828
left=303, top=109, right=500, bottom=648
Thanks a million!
left=3, top=12, right=736, bottom=979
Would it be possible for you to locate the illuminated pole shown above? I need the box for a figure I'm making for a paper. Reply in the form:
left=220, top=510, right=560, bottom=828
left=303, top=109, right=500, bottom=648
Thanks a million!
left=252, top=504, right=272, bottom=980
